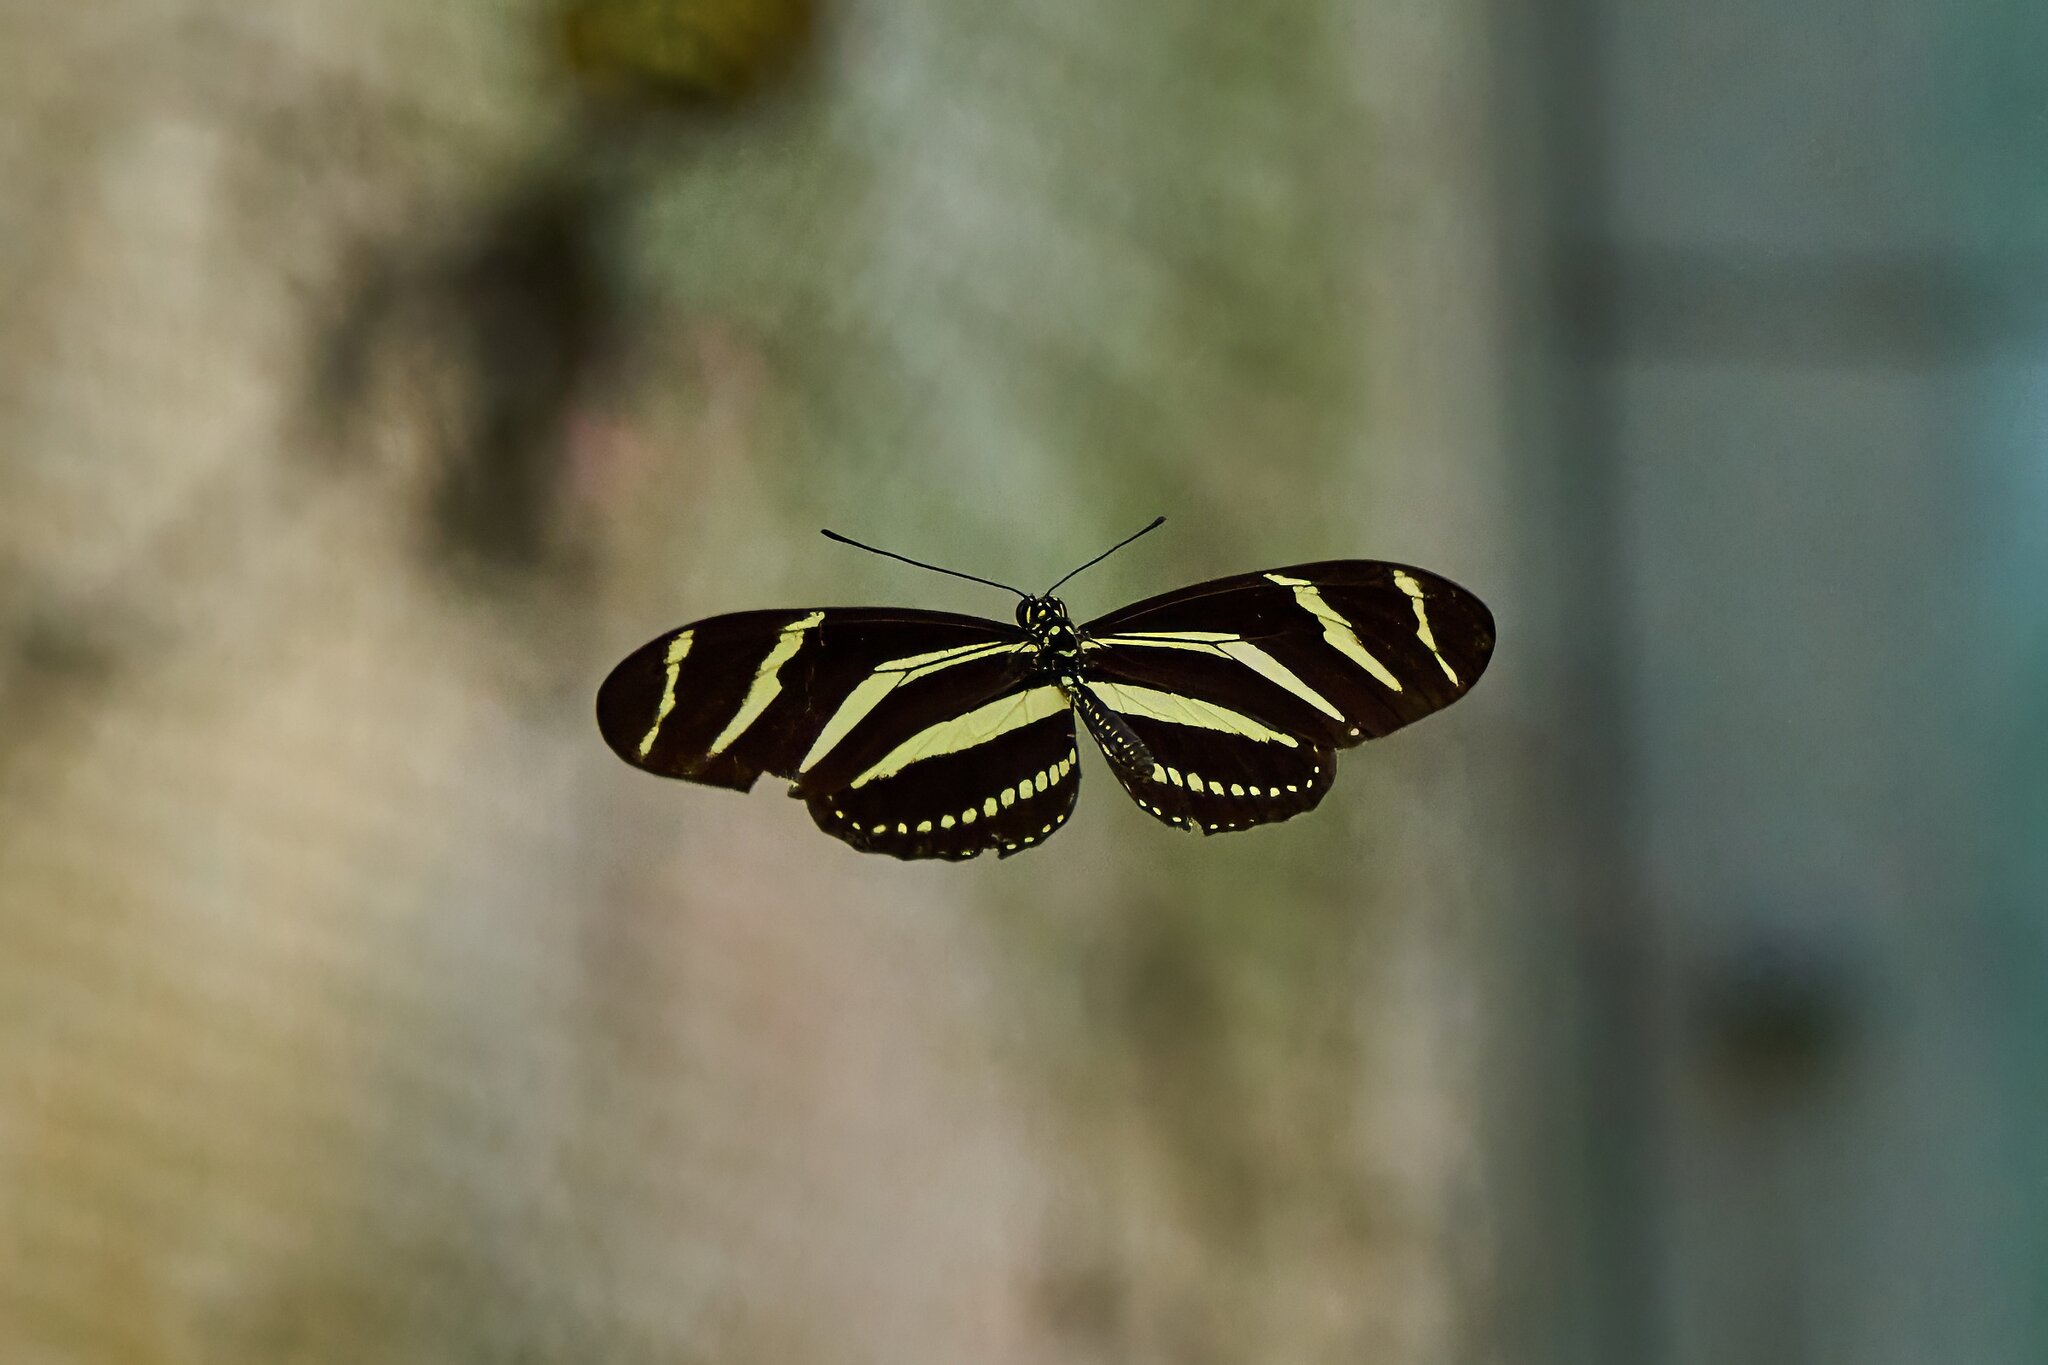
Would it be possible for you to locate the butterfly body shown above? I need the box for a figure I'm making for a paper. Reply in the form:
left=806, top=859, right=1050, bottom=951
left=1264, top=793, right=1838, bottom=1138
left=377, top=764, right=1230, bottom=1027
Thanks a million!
left=1018, top=594, right=1084, bottom=662
left=598, top=557, right=1493, bottom=861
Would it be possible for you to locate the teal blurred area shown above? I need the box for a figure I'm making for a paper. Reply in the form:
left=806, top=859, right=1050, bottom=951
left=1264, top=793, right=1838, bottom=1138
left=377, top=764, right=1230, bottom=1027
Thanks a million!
left=0, top=2, right=2040, bottom=1363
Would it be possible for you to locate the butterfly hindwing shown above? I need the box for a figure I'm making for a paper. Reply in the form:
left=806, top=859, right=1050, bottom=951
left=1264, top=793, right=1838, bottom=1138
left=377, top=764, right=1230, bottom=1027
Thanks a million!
left=1070, top=679, right=1336, bottom=835
left=806, top=683, right=1081, bottom=860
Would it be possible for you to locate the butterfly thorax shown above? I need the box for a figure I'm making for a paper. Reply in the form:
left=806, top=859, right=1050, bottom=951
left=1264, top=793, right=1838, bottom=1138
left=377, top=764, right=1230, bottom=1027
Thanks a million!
left=1016, top=594, right=1083, bottom=663
left=1018, top=594, right=1153, bottom=769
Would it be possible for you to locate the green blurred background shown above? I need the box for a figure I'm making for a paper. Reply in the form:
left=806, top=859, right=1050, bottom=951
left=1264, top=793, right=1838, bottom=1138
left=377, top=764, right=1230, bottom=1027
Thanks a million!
left=1, top=2, right=2041, bottom=1362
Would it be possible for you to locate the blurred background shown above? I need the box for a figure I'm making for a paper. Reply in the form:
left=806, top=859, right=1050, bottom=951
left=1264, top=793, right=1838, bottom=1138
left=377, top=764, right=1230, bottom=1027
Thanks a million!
left=1, top=1, right=2042, bottom=1362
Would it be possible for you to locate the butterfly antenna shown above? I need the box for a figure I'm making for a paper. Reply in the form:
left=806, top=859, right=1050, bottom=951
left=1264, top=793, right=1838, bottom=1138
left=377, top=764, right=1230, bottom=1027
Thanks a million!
left=1043, top=516, right=1167, bottom=595
left=821, top=528, right=1029, bottom=598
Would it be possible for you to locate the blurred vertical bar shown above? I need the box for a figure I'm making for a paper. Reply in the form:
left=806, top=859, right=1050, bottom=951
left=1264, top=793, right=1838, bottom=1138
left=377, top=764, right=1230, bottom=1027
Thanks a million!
left=1483, top=0, right=1661, bottom=1361
left=1948, top=4, right=2048, bottom=1359
left=1494, top=0, right=2048, bottom=1360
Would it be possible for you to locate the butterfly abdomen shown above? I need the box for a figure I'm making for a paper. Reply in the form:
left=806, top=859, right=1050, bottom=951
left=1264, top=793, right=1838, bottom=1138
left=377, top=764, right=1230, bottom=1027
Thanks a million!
left=1063, top=676, right=1156, bottom=779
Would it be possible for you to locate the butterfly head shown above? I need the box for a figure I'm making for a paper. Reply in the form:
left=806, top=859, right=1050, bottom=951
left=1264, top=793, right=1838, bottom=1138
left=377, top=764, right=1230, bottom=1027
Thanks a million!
left=1017, top=595, right=1081, bottom=657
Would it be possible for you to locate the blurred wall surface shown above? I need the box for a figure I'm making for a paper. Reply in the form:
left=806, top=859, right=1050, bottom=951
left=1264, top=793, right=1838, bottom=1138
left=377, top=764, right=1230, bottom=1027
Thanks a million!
left=4, top=2, right=2043, bottom=1364
left=0, top=4, right=1517, bottom=1365
left=1500, top=0, right=2048, bottom=1361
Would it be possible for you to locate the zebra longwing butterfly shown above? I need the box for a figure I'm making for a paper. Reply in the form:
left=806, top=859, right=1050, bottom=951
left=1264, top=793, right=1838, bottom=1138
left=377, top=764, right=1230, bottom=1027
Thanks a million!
left=597, top=518, right=1493, bottom=861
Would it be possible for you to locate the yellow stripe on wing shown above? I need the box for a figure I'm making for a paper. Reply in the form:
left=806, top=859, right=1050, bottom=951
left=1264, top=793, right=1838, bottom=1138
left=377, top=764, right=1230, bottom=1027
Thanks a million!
left=849, top=684, right=1071, bottom=788
left=1265, top=574, right=1403, bottom=692
left=636, top=629, right=695, bottom=757
left=1082, top=680, right=1299, bottom=747
left=797, top=639, right=1025, bottom=774
left=706, top=612, right=823, bottom=756
left=1393, top=569, right=1460, bottom=686
left=1087, top=631, right=1344, bottom=720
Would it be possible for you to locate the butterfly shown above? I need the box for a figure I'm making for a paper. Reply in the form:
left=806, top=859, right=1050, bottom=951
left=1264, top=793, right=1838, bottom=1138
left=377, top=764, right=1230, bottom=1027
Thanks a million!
left=596, top=518, right=1494, bottom=860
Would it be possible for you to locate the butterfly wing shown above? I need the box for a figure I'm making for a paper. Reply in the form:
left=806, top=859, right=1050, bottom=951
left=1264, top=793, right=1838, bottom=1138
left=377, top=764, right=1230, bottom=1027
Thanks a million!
left=807, top=683, right=1081, bottom=860
left=1067, top=677, right=1339, bottom=835
left=1077, top=561, right=1493, bottom=834
left=597, top=608, right=1074, bottom=859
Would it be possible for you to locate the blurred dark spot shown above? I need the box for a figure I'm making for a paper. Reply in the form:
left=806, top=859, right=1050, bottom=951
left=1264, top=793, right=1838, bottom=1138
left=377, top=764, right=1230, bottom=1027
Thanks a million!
left=1037, top=1259, right=1126, bottom=1347
left=1694, top=930, right=1858, bottom=1097
left=427, top=180, right=620, bottom=574
left=0, top=603, right=124, bottom=774
left=304, top=2, right=828, bottom=589
left=1121, top=914, right=1222, bottom=1062
left=557, top=0, right=819, bottom=110
left=1112, top=913, right=1264, bottom=1241
left=10, top=610, right=118, bottom=687
left=310, top=173, right=628, bottom=581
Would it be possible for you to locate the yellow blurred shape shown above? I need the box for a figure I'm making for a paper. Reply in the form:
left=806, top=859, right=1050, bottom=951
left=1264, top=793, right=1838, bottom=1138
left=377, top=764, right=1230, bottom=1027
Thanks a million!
left=559, top=0, right=817, bottom=103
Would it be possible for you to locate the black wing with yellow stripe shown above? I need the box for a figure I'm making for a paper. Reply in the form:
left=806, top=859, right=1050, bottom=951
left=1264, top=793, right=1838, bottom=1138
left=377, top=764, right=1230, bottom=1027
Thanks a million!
left=595, top=609, right=1079, bottom=859
left=1071, top=561, right=1494, bottom=836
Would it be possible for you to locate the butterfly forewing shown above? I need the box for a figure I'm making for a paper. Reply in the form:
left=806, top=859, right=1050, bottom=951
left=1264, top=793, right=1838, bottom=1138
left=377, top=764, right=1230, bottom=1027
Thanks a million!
left=596, top=609, right=1030, bottom=793
left=1077, top=561, right=1493, bottom=834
